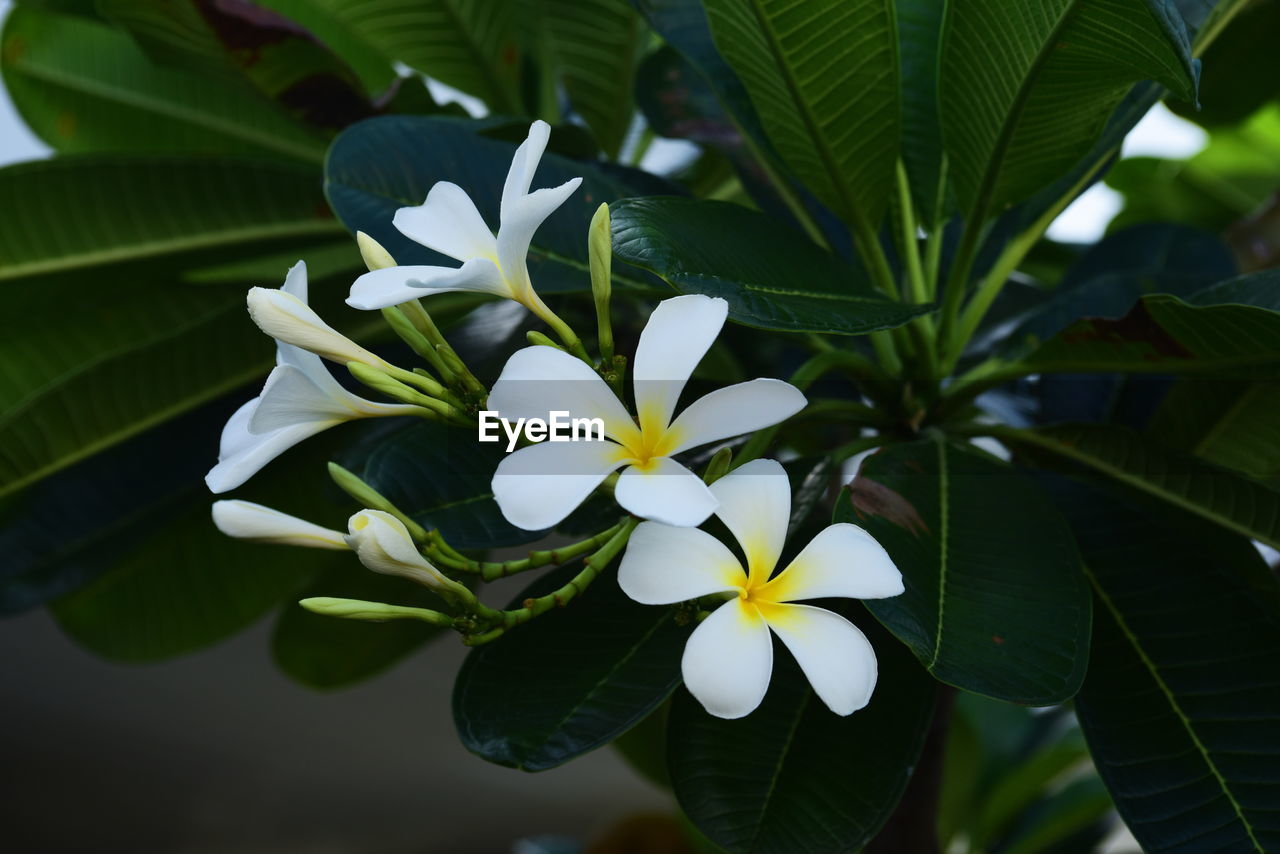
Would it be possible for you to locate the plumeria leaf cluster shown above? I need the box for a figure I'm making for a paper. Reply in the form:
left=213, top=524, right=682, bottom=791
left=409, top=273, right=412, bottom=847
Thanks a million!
left=3, top=0, right=1280, bottom=852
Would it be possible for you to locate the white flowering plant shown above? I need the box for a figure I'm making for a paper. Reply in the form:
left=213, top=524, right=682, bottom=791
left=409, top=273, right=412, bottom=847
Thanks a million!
left=3, top=0, right=1280, bottom=851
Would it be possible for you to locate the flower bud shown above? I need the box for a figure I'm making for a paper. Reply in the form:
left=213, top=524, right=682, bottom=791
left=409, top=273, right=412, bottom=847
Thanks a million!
left=357, top=231, right=397, bottom=271
left=299, top=597, right=455, bottom=626
left=247, top=286, right=387, bottom=368
left=212, top=500, right=347, bottom=549
left=588, top=203, right=614, bottom=360
left=345, top=509, right=463, bottom=596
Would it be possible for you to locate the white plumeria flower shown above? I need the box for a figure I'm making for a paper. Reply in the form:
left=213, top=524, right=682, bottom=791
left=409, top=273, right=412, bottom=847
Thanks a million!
left=347, top=120, right=581, bottom=318
left=488, top=294, right=807, bottom=530
left=618, top=459, right=904, bottom=720
left=211, top=500, right=347, bottom=549
left=205, top=262, right=417, bottom=493
left=345, top=509, right=456, bottom=593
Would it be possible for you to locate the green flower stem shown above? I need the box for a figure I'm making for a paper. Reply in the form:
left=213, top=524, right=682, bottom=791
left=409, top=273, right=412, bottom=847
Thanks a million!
left=463, top=517, right=639, bottom=645
left=893, top=161, right=940, bottom=381
left=382, top=305, right=454, bottom=381
left=401, top=299, right=485, bottom=395
left=479, top=523, right=625, bottom=581
left=944, top=157, right=1107, bottom=374
left=327, top=463, right=429, bottom=542
left=348, top=363, right=471, bottom=426
left=536, top=303, right=594, bottom=365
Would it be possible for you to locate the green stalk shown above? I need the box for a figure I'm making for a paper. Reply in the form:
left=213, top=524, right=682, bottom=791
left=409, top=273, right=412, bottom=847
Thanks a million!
left=893, top=160, right=939, bottom=380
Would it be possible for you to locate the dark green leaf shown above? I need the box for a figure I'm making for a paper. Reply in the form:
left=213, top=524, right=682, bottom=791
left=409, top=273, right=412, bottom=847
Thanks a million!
left=999, top=223, right=1236, bottom=359
left=256, top=0, right=521, bottom=112
left=940, top=0, right=1198, bottom=218
left=253, top=0, right=396, bottom=94
left=1048, top=477, right=1280, bottom=853
left=536, top=0, right=643, bottom=157
left=272, top=563, right=449, bottom=690
left=667, top=610, right=935, bottom=854
left=0, top=155, right=341, bottom=282
left=49, top=438, right=354, bottom=661
left=700, top=0, right=899, bottom=227
left=1167, top=0, right=1280, bottom=127
left=98, top=0, right=377, bottom=131
left=1004, top=423, right=1280, bottom=549
left=1147, top=379, right=1280, bottom=483
left=0, top=5, right=328, bottom=162
left=453, top=562, right=686, bottom=771
left=898, top=0, right=947, bottom=226
left=1017, top=294, right=1280, bottom=378
left=347, top=420, right=543, bottom=549
left=324, top=115, right=658, bottom=295
left=839, top=439, right=1090, bottom=705
left=610, top=197, right=929, bottom=334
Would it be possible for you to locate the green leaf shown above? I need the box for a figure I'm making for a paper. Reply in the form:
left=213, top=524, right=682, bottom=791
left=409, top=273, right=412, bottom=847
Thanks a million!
left=252, top=0, right=395, bottom=95
left=255, top=0, right=521, bottom=112
left=897, top=0, right=947, bottom=226
left=453, top=561, right=686, bottom=771
left=1016, top=294, right=1280, bottom=378
left=1003, top=423, right=1280, bottom=549
left=610, top=197, right=930, bottom=335
left=0, top=5, right=328, bottom=162
left=347, top=420, right=543, bottom=549
left=49, top=439, right=353, bottom=661
left=838, top=439, right=1091, bottom=705
left=324, top=115, right=661, bottom=295
left=940, top=0, right=1198, bottom=218
left=700, top=0, right=899, bottom=229
left=0, top=155, right=341, bottom=282
left=1048, top=477, right=1280, bottom=853
left=667, top=610, right=936, bottom=853
left=97, top=0, right=377, bottom=132
left=1167, top=0, right=1280, bottom=127
left=997, top=223, right=1236, bottom=360
left=1147, top=379, right=1280, bottom=483
left=535, top=0, right=643, bottom=157
left=272, top=563, right=450, bottom=690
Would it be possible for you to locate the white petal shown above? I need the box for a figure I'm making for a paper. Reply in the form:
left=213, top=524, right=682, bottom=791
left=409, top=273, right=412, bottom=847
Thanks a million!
left=281, top=260, right=308, bottom=300
left=215, top=396, right=263, bottom=461
left=247, top=287, right=385, bottom=366
left=632, top=295, right=728, bottom=433
left=488, top=345, right=640, bottom=446
left=491, top=439, right=628, bottom=530
left=709, top=459, right=791, bottom=585
left=682, top=598, right=774, bottom=719
left=666, top=378, right=807, bottom=455
left=615, top=456, right=718, bottom=527
left=617, top=522, right=745, bottom=605
left=205, top=421, right=329, bottom=493
left=212, top=500, right=347, bottom=549
left=249, top=364, right=414, bottom=433
left=495, top=177, right=582, bottom=302
left=758, top=523, right=904, bottom=604
left=347, top=258, right=509, bottom=310
left=346, top=509, right=452, bottom=590
left=501, top=120, right=551, bottom=214
left=393, top=181, right=497, bottom=263
left=759, top=603, right=877, bottom=715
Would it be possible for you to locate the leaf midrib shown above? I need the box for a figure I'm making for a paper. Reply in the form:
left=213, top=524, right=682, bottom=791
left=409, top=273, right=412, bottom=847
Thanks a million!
left=7, top=53, right=325, bottom=164
left=1084, top=564, right=1264, bottom=852
left=928, top=439, right=950, bottom=670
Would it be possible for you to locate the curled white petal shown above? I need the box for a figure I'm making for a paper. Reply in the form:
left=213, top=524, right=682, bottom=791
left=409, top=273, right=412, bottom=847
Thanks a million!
left=491, top=439, right=627, bottom=530
left=502, top=119, right=552, bottom=213
left=632, top=294, right=727, bottom=432
left=248, top=362, right=413, bottom=434
left=614, top=456, right=718, bottom=527
left=759, top=603, right=878, bottom=715
left=205, top=420, right=329, bottom=493
left=393, top=181, right=497, bottom=263
left=617, top=522, right=745, bottom=605
left=666, top=379, right=807, bottom=455
left=347, top=258, right=509, bottom=310
left=247, top=286, right=385, bottom=367
left=760, top=523, right=904, bottom=603
left=212, top=500, right=347, bottom=549
left=709, top=459, right=791, bottom=584
left=682, top=598, right=774, bottom=720
left=496, top=177, right=582, bottom=302
left=345, top=510, right=451, bottom=590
